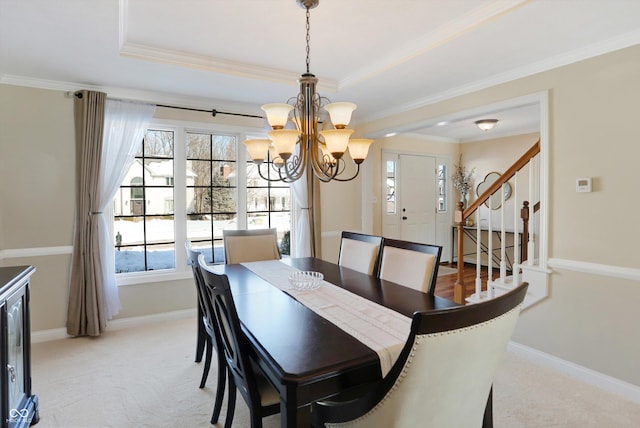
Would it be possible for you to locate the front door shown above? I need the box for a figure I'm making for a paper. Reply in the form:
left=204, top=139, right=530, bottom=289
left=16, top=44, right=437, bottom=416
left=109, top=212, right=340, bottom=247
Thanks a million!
left=382, top=152, right=437, bottom=244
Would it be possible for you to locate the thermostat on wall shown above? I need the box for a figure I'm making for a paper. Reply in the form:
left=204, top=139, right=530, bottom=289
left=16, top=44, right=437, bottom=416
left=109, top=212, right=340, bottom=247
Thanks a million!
left=576, top=177, right=592, bottom=193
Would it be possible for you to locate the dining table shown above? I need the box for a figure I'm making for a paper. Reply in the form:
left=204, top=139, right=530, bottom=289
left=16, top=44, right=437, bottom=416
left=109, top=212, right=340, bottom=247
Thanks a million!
left=209, top=256, right=459, bottom=427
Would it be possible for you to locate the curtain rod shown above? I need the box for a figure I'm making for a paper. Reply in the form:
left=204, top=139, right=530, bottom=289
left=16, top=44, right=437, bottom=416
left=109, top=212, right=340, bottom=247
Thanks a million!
left=156, top=104, right=263, bottom=119
left=72, top=91, right=263, bottom=119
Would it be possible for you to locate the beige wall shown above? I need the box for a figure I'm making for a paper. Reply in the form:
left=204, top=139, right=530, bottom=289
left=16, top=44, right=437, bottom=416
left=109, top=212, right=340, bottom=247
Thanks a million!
left=353, top=45, right=640, bottom=386
left=2, top=44, right=640, bottom=387
left=319, top=161, right=363, bottom=263
left=0, top=86, right=256, bottom=331
left=1, top=86, right=78, bottom=331
left=0, top=86, right=75, bottom=248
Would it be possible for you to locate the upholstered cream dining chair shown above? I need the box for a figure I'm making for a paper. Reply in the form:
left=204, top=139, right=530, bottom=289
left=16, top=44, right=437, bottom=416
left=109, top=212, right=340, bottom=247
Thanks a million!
left=311, top=282, right=529, bottom=428
left=378, top=238, right=442, bottom=295
left=338, top=231, right=383, bottom=275
left=222, top=228, right=281, bottom=264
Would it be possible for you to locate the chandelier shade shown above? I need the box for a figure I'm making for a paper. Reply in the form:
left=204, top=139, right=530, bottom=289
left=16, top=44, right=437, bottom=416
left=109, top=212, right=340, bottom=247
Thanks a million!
left=324, top=102, right=357, bottom=128
left=243, top=139, right=271, bottom=164
left=348, top=139, right=375, bottom=163
left=319, top=129, right=354, bottom=158
left=244, top=0, right=373, bottom=183
left=267, top=129, right=301, bottom=160
left=261, top=103, right=294, bottom=129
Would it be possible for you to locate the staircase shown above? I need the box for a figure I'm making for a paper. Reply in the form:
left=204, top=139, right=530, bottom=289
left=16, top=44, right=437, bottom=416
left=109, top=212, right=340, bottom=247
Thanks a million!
left=453, top=140, right=550, bottom=309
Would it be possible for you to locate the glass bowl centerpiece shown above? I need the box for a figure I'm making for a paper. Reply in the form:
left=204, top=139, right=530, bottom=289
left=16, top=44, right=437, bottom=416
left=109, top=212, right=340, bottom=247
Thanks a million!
left=288, top=271, right=323, bottom=291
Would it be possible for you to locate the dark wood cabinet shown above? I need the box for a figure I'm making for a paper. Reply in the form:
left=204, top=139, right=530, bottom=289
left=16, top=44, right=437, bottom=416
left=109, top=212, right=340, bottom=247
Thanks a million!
left=1, top=266, right=38, bottom=427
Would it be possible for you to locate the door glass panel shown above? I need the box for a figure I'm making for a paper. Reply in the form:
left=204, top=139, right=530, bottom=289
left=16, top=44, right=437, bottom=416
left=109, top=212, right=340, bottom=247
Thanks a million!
left=386, top=160, right=396, bottom=214
left=438, top=164, right=447, bottom=212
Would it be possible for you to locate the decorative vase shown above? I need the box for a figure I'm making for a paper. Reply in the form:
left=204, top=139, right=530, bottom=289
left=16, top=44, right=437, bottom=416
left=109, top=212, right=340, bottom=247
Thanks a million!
left=460, top=192, right=468, bottom=209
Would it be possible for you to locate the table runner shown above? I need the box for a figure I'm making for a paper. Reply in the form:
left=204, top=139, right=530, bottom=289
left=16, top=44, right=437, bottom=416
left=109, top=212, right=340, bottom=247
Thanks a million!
left=241, top=260, right=411, bottom=376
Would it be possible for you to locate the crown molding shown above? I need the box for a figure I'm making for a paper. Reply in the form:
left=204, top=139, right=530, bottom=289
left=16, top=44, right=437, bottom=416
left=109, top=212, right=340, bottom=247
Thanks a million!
left=4, top=28, right=638, bottom=127
left=339, top=0, right=529, bottom=89
left=0, top=75, right=263, bottom=117
left=118, top=0, right=337, bottom=92
left=367, top=29, right=640, bottom=122
left=0, top=75, right=85, bottom=92
left=118, top=41, right=339, bottom=94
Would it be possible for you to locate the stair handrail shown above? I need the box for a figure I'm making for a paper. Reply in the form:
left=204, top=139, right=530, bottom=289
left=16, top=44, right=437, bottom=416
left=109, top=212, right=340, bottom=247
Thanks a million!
left=462, top=140, right=540, bottom=221
left=453, top=139, right=540, bottom=303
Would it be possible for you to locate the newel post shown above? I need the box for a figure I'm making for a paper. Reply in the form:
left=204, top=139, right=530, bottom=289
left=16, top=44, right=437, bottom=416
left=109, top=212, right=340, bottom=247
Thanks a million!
left=454, top=201, right=465, bottom=304
left=521, top=201, right=530, bottom=263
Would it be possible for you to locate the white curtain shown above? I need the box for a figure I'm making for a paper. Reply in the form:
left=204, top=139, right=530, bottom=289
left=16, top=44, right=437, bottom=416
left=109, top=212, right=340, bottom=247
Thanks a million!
left=291, top=168, right=313, bottom=257
left=98, top=99, right=155, bottom=319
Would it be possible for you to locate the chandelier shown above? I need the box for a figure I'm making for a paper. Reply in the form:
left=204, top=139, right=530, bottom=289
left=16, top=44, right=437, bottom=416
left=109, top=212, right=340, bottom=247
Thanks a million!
left=243, top=0, right=373, bottom=183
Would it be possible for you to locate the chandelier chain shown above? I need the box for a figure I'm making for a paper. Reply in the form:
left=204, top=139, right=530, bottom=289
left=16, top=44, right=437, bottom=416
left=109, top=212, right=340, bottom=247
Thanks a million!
left=247, top=0, right=371, bottom=183
left=305, top=6, right=311, bottom=74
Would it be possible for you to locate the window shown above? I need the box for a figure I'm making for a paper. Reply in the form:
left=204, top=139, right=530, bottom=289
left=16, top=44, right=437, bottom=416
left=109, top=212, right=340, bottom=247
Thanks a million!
left=437, top=163, right=447, bottom=212
left=114, top=129, right=175, bottom=273
left=114, top=124, right=292, bottom=277
left=385, top=160, right=396, bottom=214
left=246, top=153, right=291, bottom=253
left=186, top=132, right=237, bottom=265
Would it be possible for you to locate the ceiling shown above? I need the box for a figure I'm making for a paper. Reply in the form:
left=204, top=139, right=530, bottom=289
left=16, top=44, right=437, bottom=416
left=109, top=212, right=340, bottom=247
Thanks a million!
left=1, top=0, right=639, bottom=142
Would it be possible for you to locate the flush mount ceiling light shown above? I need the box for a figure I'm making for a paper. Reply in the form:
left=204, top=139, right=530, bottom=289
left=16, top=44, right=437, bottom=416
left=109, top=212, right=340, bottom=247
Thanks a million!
left=474, top=119, right=499, bottom=131
left=243, top=0, right=373, bottom=183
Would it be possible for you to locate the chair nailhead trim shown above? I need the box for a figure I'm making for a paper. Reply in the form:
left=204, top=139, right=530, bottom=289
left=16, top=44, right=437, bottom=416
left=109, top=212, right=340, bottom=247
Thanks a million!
left=326, top=306, right=520, bottom=427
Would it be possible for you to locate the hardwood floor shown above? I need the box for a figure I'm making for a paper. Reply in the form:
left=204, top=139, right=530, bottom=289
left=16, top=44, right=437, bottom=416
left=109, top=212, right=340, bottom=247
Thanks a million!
left=435, top=262, right=496, bottom=303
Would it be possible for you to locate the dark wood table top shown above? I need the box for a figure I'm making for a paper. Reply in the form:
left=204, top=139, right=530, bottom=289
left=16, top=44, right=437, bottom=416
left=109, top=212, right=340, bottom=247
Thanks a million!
left=210, top=257, right=459, bottom=427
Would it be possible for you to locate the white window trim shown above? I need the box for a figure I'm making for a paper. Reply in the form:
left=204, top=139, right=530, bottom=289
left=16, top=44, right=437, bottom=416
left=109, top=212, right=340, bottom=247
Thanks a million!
left=115, top=118, right=269, bottom=286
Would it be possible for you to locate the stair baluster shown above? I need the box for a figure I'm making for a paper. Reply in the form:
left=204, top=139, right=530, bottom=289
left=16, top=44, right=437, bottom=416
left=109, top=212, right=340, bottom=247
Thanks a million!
left=455, top=140, right=541, bottom=304
left=475, top=209, right=482, bottom=298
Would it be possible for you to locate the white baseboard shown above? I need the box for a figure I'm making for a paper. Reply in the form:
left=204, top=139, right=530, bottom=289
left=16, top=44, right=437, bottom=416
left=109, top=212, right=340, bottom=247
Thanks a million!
left=31, top=308, right=196, bottom=344
left=508, top=341, right=640, bottom=404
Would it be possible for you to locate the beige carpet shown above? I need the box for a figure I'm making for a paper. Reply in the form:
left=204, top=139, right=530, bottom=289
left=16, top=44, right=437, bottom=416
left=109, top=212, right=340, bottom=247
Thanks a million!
left=31, top=317, right=640, bottom=428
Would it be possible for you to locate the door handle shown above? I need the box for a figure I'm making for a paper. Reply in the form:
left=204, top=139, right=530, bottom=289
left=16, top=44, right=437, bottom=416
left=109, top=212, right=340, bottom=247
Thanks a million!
left=402, top=216, right=407, bottom=220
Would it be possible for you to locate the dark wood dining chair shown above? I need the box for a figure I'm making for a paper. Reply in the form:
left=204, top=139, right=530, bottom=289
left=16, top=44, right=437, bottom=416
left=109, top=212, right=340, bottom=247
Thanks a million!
left=222, top=228, right=281, bottom=264
left=198, top=254, right=280, bottom=428
left=338, top=231, right=383, bottom=275
left=378, top=238, right=442, bottom=295
left=185, top=241, right=207, bottom=368
left=311, top=282, right=529, bottom=428
left=185, top=240, right=227, bottom=424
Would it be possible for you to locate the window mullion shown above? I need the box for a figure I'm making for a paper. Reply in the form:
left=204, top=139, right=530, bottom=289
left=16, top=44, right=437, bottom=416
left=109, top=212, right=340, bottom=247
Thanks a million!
left=174, top=127, right=187, bottom=271
left=237, top=132, right=248, bottom=229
